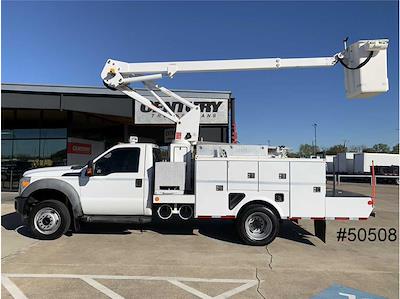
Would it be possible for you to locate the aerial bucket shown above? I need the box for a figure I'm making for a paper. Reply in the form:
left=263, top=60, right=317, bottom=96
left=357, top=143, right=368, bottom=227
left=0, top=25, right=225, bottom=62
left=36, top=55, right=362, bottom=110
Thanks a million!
left=341, top=39, right=389, bottom=99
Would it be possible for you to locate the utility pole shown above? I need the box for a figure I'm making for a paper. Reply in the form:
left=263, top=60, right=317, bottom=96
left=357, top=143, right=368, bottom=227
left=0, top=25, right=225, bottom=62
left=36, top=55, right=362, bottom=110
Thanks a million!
left=313, top=123, right=317, bottom=156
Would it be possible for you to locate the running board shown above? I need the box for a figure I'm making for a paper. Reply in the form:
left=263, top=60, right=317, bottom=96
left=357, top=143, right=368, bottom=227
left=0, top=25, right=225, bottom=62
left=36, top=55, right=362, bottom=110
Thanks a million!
left=81, top=215, right=152, bottom=224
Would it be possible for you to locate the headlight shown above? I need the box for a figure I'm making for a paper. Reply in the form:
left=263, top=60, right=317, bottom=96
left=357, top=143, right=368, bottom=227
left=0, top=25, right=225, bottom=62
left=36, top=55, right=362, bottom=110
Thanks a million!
left=19, top=177, right=31, bottom=194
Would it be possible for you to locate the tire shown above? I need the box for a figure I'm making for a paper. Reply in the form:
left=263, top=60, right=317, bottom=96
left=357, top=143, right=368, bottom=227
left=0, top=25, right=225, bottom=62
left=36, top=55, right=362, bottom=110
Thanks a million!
left=236, top=205, right=279, bottom=246
left=29, top=200, right=71, bottom=240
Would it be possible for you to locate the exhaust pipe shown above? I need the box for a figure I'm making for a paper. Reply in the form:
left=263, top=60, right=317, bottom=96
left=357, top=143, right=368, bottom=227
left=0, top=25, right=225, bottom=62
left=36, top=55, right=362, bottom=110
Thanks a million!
left=178, top=205, right=193, bottom=220
left=157, top=204, right=173, bottom=220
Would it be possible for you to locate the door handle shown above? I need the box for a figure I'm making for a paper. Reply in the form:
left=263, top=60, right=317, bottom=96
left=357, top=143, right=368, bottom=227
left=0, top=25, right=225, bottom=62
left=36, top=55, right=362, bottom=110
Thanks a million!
left=135, top=179, right=143, bottom=188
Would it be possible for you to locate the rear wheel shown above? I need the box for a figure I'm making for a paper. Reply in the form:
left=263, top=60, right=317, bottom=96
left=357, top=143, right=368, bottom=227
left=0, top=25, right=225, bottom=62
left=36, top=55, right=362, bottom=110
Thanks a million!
left=237, top=205, right=279, bottom=246
left=29, top=200, right=71, bottom=240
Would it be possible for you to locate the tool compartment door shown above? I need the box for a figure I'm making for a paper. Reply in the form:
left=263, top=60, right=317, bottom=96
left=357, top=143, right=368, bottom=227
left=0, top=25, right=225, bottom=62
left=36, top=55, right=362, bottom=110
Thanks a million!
left=195, top=160, right=228, bottom=216
left=228, top=161, right=258, bottom=191
left=290, top=161, right=326, bottom=217
left=259, top=161, right=290, bottom=216
left=259, top=161, right=289, bottom=191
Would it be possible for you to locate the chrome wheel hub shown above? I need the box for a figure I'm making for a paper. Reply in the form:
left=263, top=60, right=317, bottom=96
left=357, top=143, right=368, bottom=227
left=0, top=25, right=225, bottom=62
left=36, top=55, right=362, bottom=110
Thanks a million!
left=34, top=207, right=61, bottom=235
left=245, top=212, right=272, bottom=241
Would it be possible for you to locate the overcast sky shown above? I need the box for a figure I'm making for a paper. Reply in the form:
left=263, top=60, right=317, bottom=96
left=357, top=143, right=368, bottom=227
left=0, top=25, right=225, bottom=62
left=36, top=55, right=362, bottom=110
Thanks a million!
left=2, top=1, right=398, bottom=150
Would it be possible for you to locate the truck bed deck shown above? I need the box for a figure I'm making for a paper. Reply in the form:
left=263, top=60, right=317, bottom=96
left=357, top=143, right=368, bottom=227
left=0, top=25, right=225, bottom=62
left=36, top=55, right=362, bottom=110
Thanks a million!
left=326, top=189, right=369, bottom=197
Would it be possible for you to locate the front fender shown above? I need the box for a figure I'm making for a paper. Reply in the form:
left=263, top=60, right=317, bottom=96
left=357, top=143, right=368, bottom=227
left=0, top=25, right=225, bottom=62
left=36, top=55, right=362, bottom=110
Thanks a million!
left=21, top=178, right=83, bottom=229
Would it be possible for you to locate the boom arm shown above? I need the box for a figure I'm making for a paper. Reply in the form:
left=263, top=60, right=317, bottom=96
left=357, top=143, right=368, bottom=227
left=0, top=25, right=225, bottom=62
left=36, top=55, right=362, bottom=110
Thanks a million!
left=101, top=56, right=338, bottom=145
left=100, top=39, right=389, bottom=150
left=103, top=56, right=337, bottom=82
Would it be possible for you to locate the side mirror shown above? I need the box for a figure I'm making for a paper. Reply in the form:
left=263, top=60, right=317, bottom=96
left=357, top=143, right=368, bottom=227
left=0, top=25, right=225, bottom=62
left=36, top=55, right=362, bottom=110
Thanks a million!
left=85, top=160, right=94, bottom=177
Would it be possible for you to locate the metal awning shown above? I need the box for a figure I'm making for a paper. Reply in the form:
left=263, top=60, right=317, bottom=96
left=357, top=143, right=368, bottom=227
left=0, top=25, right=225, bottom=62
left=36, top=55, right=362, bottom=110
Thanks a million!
left=1, top=83, right=232, bottom=119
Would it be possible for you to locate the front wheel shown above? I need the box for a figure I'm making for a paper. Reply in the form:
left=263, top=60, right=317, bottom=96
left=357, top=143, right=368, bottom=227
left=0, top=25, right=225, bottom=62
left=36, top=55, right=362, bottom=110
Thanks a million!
left=236, top=205, right=279, bottom=246
left=29, top=200, right=71, bottom=240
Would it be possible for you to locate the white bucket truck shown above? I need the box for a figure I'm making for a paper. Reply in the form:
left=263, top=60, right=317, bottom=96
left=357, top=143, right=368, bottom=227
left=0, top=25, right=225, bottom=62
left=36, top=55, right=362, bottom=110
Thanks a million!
left=15, top=39, right=388, bottom=245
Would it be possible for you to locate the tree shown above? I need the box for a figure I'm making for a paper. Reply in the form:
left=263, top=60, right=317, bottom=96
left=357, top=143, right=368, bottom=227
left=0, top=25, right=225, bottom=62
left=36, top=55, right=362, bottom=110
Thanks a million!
left=287, top=151, right=300, bottom=158
left=372, top=143, right=390, bottom=153
left=325, top=144, right=347, bottom=155
left=363, top=147, right=374, bottom=153
left=391, top=143, right=399, bottom=154
left=298, top=144, right=319, bottom=157
left=363, top=143, right=391, bottom=153
left=348, top=145, right=367, bottom=153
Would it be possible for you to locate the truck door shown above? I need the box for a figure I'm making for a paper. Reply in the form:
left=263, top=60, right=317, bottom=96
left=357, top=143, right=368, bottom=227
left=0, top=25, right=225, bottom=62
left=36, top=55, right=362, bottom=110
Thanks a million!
left=79, top=146, right=145, bottom=215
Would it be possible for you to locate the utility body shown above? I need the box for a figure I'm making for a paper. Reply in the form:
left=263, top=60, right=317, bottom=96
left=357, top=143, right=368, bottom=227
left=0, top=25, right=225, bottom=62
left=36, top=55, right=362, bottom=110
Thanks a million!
left=15, top=39, right=388, bottom=245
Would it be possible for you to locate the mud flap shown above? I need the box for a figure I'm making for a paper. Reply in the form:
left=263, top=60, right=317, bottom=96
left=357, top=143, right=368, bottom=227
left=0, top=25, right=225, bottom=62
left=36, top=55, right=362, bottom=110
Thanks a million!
left=314, top=220, right=326, bottom=243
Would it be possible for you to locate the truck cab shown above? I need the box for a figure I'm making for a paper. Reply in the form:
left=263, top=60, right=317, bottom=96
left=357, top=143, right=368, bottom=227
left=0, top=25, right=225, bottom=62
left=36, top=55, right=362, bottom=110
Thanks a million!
left=15, top=140, right=159, bottom=240
left=79, top=142, right=158, bottom=216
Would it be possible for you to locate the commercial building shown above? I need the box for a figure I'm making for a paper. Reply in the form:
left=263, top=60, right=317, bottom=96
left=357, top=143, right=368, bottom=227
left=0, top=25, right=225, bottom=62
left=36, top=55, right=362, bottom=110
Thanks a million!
left=1, top=83, right=235, bottom=190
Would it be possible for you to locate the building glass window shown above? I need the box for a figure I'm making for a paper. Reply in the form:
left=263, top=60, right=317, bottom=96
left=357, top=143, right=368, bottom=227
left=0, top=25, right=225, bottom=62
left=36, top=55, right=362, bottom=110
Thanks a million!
left=13, top=140, right=40, bottom=161
left=1, top=140, right=13, bottom=159
left=16, top=110, right=41, bottom=123
left=2, top=130, right=14, bottom=140
left=13, top=129, right=41, bottom=139
left=40, top=128, right=67, bottom=139
left=2, top=110, right=15, bottom=128
left=1, top=132, right=68, bottom=191
left=40, top=139, right=67, bottom=166
left=42, top=110, right=67, bottom=128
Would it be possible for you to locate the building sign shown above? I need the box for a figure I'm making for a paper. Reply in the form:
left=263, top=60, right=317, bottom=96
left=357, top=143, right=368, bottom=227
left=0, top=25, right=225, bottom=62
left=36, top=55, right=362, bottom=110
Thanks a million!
left=67, top=142, right=92, bottom=155
left=67, top=138, right=105, bottom=166
left=135, top=98, right=228, bottom=124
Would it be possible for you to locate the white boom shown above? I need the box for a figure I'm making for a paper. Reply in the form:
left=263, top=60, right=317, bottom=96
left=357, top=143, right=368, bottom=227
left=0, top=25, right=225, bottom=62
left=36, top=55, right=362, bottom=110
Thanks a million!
left=103, top=57, right=337, bottom=78
left=101, top=39, right=389, bottom=161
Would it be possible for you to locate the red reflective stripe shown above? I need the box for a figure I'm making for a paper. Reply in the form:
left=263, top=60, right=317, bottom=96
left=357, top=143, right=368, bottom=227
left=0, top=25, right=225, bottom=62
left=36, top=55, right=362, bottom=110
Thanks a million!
left=359, top=217, right=368, bottom=220
left=335, top=217, right=349, bottom=220
left=175, top=132, right=182, bottom=140
left=311, top=217, right=325, bottom=220
left=221, top=216, right=236, bottom=220
left=197, top=216, right=212, bottom=220
left=288, top=217, right=301, bottom=220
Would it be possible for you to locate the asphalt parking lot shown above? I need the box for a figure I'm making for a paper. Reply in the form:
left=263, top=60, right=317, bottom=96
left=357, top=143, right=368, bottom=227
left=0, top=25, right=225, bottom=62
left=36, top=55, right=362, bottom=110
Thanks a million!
left=1, top=183, right=399, bottom=298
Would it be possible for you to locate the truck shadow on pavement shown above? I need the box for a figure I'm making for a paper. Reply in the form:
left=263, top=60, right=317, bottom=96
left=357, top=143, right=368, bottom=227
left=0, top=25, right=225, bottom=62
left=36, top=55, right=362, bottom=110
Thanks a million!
left=1, top=212, right=33, bottom=237
left=2, top=212, right=316, bottom=246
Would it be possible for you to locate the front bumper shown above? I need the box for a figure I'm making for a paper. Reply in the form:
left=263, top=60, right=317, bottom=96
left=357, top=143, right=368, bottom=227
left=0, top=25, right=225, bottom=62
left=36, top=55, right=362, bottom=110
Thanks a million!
left=14, top=196, right=30, bottom=219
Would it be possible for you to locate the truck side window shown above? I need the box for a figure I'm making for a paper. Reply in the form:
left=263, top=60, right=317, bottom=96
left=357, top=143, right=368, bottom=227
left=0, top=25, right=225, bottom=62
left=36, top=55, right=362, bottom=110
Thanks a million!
left=94, top=148, right=140, bottom=176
